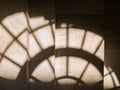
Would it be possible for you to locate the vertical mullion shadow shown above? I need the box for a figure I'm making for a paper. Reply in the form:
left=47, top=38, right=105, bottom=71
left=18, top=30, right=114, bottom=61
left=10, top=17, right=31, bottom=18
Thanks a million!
left=66, top=23, right=69, bottom=76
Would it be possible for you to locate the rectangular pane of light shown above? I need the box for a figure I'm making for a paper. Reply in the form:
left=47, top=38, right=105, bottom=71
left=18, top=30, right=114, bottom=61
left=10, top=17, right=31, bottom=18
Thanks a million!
left=2, top=12, right=27, bottom=36
left=68, top=56, right=88, bottom=78
left=34, top=26, right=54, bottom=49
left=55, top=56, right=67, bottom=77
left=32, top=60, right=54, bottom=83
left=68, top=28, right=85, bottom=49
left=83, top=31, right=103, bottom=54
left=81, top=63, right=102, bottom=85
left=5, top=42, right=27, bottom=66
left=55, top=29, right=67, bottom=49
left=0, top=58, right=20, bottom=80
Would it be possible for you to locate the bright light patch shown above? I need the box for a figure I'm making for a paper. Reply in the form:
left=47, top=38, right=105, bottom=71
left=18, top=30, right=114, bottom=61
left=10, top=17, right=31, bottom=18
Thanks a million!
left=34, top=26, right=54, bottom=49
left=104, top=74, right=114, bottom=89
left=29, top=34, right=41, bottom=58
left=60, top=23, right=67, bottom=28
left=95, top=40, right=104, bottom=61
left=111, top=72, right=120, bottom=87
left=32, top=59, right=55, bottom=83
left=103, top=66, right=120, bottom=89
left=2, top=12, right=27, bottom=36
left=29, top=16, right=49, bottom=29
left=55, top=29, right=67, bottom=49
left=29, top=78, right=35, bottom=83
left=68, top=56, right=88, bottom=78
left=55, top=56, right=67, bottom=78
left=104, top=65, right=110, bottom=76
left=5, top=42, right=27, bottom=66
left=58, top=78, right=77, bottom=85
left=1, top=12, right=116, bottom=90
left=81, top=63, right=102, bottom=85
left=0, top=58, right=20, bottom=80
left=83, top=31, right=103, bottom=54
left=68, top=29, right=85, bottom=49
left=18, top=31, right=28, bottom=48
left=0, top=25, right=13, bottom=53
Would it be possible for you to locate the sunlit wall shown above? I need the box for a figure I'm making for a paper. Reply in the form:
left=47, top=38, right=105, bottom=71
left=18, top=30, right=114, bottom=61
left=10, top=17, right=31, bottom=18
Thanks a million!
left=0, top=12, right=119, bottom=90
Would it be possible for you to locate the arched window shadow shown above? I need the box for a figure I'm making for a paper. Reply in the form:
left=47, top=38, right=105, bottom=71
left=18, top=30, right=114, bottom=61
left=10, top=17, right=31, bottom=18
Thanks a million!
left=0, top=13, right=119, bottom=90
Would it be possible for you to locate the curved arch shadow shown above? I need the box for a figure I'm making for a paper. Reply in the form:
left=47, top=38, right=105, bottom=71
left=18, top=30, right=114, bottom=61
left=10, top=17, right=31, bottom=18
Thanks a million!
left=25, top=46, right=104, bottom=90
left=56, top=48, right=103, bottom=75
left=29, top=46, right=54, bottom=74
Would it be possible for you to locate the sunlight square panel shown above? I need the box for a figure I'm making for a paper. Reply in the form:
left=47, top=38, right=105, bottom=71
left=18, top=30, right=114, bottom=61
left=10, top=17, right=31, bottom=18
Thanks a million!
left=32, top=60, right=55, bottom=83
left=34, top=26, right=54, bottom=49
left=55, top=29, right=67, bottom=49
left=0, top=58, right=20, bottom=80
left=0, top=25, right=13, bottom=53
left=29, top=34, right=41, bottom=58
left=68, top=57, right=88, bottom=78
left=5, top=42, right=27, bottom=66
left=55, top=56, right=67, bottom=78
left=82, top=31, right=103, bottom=54
left=68, top=29, right=85, bottom=49
left=2, top=12, right=27, bottom=36
left=81, top=63, right=102, bottom=86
